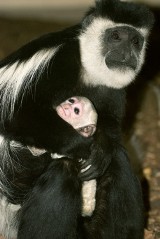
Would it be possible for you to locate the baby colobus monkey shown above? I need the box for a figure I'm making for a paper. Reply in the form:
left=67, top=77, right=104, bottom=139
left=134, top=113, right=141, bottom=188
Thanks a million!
left=56, top=96, right=98, bottom=217
left=29, top=96, right=98, bottom=217
left=28, top=96, right=98, bottom=155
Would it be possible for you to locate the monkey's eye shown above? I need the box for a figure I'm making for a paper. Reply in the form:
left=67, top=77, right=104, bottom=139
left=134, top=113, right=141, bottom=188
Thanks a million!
left=132, top=37, right=139, bottom=46
left=68, top=98, right=75, bottom=104
left=111, top=31, right=121, bottom=41
left=74, top=108, right=80, bottom=115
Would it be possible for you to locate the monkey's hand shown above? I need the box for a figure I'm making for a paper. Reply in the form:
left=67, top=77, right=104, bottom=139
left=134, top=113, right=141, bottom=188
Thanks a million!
left=79, top=144, right=111, bottom=181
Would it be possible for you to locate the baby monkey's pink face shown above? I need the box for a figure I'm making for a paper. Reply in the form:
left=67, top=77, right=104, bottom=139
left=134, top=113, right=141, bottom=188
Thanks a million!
left=56, top=97, right=98, bottom=137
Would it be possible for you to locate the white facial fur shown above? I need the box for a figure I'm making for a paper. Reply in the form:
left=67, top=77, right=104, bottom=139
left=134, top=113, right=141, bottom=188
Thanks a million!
left=76, top=97, right=97, bottom=128
left=79, top=17, right=148, bottom=89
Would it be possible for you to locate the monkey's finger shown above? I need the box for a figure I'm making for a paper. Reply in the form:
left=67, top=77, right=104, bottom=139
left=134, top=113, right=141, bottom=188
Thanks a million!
left=79, top=158, right=107, bottom=181
left=81, top=164, right=92, bottom=173
left=78, top=158, right=86, bottom=164
left=80, top=158, right=92, bottom=170
left=79, top=165, right=99, bottom=181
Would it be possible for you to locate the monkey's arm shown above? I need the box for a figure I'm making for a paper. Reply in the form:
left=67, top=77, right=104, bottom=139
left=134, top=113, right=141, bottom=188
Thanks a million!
left=79, top=88, right=125, bottom=181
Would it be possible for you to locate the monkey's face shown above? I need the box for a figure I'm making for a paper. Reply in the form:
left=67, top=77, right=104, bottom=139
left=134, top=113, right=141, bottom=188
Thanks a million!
left=103, top=26, right=144, bottom=71
left=79, top=17, right=148, bottom=89
left=56, top=97, right=98, bottom=138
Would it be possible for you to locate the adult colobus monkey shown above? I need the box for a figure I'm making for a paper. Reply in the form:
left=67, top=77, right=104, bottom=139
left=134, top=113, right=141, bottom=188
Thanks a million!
left=0, top=0, right=154, bottom=238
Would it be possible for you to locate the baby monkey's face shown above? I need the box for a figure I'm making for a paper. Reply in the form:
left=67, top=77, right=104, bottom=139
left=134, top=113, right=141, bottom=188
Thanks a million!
left=56, top=96, right=98, bottom=137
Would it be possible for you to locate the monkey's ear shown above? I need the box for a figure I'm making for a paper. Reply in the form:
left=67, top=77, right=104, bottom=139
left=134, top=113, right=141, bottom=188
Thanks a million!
left=27, top=146, right=46, bottom=156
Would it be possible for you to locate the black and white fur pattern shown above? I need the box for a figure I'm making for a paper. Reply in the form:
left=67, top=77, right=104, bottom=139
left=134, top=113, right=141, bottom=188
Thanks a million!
left=28, top=146, right=97, bottom=218
left=80, top=19, right=148, bottom=88
left=0, top=194, right=20, bottom=239
left=0, top=0, right=154, bottom=238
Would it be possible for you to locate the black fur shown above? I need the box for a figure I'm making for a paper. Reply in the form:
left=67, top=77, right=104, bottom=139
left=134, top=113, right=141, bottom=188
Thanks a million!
left=0, top=0, right=154, bottom=238
left=16, top=148, right=144, bottom=239
left=94, top=0, right=154, bottom=28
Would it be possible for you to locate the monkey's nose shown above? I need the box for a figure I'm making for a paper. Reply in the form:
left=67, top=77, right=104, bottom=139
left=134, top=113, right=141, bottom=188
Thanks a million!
left=121, top=51, right=131, bottom=62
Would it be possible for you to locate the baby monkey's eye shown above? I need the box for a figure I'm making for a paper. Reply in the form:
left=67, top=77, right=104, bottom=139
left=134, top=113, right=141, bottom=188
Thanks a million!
left=68, top=98, right=75, bottom=104
left=74, top=108, right=80, bottom=115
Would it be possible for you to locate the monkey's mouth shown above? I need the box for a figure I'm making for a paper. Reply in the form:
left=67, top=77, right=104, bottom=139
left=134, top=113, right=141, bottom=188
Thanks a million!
left=76, top=124, right=96, bottom=138
left=105, top=58, right=137, bottom=71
